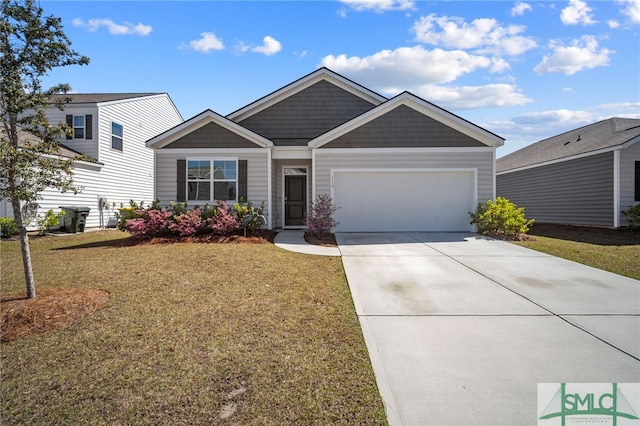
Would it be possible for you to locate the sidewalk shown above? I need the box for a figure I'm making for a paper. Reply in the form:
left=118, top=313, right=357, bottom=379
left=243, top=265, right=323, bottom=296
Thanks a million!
left=273, top=230, right=341, bottom=256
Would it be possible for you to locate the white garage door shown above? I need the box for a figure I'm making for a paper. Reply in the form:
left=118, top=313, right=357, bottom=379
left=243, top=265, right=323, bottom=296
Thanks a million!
left=332, top=170, right=476, bottom=232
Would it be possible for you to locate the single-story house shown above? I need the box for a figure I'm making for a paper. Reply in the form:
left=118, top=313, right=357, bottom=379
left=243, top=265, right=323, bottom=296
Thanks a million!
left=496, top=117, right=640, bottom=227
left=1, top=93, right=184, bottom=229
left=147, top=68, right=504, bottom=232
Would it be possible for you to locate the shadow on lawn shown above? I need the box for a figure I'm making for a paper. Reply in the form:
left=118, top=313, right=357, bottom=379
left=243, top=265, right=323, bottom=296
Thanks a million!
left=529, top=223, right=640, bottom=246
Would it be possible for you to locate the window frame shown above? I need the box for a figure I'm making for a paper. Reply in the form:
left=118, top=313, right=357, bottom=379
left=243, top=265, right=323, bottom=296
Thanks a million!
left=111, top=122, right=124, bottom=151
left=186, top=158, right=238, bottom=203
left=73, top=115, right=85, bottom=139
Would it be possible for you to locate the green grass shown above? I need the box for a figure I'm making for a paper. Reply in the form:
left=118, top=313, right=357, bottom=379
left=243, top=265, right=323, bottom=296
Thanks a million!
left=1, top=231, right=388, bottom=425
left=513, top=224, right=640, bottom=280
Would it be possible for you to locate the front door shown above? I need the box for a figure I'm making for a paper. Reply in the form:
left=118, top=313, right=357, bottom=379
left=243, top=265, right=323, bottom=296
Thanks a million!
left=285, top=171, right=306, bottom=227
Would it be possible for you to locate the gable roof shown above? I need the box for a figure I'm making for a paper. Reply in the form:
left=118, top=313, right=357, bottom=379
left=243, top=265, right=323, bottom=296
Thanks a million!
left=51, top=93, right=161, bottom=104
left=146, top=109, right=273, bottom=149
left=226, top=67, right=387, bottom=122
left=497, top=117, right=640, bottom=173
left=1, top=126, right=100, bottom=164
left=309, top=91, right=505, bottom=148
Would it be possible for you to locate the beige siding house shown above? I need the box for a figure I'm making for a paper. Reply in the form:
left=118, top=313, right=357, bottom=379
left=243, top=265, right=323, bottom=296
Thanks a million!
left=1, top=93, right=183, bottom=229
left=496, top=118, right=640, bottom=227
left=148, top=68, right=504, bottom=232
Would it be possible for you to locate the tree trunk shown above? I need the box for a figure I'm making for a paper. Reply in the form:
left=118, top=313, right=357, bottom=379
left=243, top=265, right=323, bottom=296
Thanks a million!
left=10, top=196, right=36, bottom=299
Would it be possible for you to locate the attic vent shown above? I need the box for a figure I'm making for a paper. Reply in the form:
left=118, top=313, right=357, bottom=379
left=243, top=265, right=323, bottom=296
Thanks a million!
left=564, top=134, right=581, bottom=146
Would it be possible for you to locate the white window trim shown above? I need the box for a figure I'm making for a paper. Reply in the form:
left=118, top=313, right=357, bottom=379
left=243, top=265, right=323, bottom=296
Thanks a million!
left=186, top=157, right=239, bottom=204
left=73, top=115, right=86, bottom=139
left=111, top=121, right=123, bottom=152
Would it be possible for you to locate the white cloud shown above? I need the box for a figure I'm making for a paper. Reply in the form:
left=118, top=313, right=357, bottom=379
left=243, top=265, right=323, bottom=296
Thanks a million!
left=72, top=18, right=152, bottom=36
left=560, top=0, right=596, bottom=25
left=320, top=46, right=530, bottom=109
left=320, top=45, right=495, bottom=87
left=183, top=32, right=224, bottom=53
left=618, top=0, right=640, bottom=23
left=412, top=14, right=537, bottom=56
left=534, top=35, right=613, bottom=75
left=414, top=83, right=532, bottom=109
left=597, top=101, right=640, bottom=112
left=608, top=20, right=621, bottom=28
left=340, top=0, right=415, bottom=13
left=511, top=2, right=532, bottom=17
left=252, top=36, right=282, bottom=56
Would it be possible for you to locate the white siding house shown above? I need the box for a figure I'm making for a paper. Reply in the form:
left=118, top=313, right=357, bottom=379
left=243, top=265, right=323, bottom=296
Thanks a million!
left=1, top=93, right=183, bottom=229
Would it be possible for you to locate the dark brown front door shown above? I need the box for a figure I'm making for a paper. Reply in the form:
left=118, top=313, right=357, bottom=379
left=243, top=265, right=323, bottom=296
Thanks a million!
left=285, top=175, right=306, bottom=226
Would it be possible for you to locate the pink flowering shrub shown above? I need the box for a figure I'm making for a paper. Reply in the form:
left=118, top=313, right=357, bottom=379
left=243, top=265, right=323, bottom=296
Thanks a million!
left=125, top=208, right=173, bottom=238
left=304, top=194, right=339, bottom=235
left=169, top=208, right=204, bottom=236
left=208, top=202, right=240, bottom=235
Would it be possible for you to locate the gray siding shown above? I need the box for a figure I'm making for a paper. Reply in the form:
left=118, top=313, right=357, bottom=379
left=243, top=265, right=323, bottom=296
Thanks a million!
left=314, top=150, right=494, bottom=205
left=620, top=142, right=640, bottom=225
left=496, top=152, right=614, bottom=226
left=237, top=80, right=376, bottom=145
left=164, top=122, right=263, bottom=149
left=322, top=105, right=486, bottom=148
left=155, top=149, right=270, bottom=220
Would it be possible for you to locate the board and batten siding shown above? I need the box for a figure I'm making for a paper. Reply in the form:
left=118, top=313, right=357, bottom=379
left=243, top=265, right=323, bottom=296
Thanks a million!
left=96, top=95, right=182, bottom=209
left=620, top=142, right=640, bottom=226
left=497, top=152, right=614, bottom=226
left=313, top=149, right=495, bottom=204
left=155, top=149, right=270, bottom=214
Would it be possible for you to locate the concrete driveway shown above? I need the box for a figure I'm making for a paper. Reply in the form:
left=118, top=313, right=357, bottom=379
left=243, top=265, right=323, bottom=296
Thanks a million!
left=336, top=232, right=640, bottom=426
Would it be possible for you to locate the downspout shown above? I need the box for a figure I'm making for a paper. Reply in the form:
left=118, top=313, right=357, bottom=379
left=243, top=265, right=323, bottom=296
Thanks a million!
left=613, top=149, right=620, bottom=228
left=311, top=147, right=316, bottom=200
left=267, top=146, right=273, bottom=230
left=492, top=148, right=497, bottom=201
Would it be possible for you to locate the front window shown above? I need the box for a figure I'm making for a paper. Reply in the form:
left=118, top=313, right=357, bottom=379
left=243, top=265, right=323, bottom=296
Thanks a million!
left=187, top=159, right=237, bottom=202
left=111, top=122, right=123, bottom=151
left=73, top=115, right=85, bottom=139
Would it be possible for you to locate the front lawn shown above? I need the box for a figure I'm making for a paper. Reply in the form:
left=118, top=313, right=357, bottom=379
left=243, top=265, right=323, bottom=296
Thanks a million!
left=1, top=231, right=387, bottom=425
left=514, top=224, right=640, bottom=280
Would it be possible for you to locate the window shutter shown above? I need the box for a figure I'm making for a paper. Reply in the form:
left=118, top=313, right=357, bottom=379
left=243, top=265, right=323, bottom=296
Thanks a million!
left=238, top=159, right=248, bottom=202
left=85, top=115, right=93, bottom=140
left=65, top=115, right=73, bottom=140
left=177, top=159, right=186, bottom=202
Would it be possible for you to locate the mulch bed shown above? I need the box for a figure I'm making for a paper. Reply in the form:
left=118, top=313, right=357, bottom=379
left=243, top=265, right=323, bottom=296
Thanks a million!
left=1, top=288, right=110, bottom=342
left=124, top=230, right=278, bottom=245
left=304, top=232, right=337, bottom=247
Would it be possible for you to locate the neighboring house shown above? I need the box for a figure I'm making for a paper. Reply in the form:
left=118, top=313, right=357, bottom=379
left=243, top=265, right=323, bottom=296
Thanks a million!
left=496, top=118, right=640, bottom=228
left=147, top=68, right=504, bottom=232
left=0, top=93, right=183, bottom=229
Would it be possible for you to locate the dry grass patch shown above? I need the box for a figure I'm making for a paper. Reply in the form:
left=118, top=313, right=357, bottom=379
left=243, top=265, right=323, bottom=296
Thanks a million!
left=1, top=231, right=387, bottom=425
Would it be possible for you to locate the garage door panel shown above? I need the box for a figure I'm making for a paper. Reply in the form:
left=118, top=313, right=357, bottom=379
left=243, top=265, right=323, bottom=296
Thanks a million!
left=333, top=171, right=475, bottom=232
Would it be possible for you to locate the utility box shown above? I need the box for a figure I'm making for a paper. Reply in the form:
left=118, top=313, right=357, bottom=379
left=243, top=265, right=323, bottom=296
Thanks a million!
left=59, top=206, right=91, bottom=233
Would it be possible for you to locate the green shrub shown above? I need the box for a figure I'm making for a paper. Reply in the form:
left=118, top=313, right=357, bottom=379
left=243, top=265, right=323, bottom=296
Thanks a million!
left=36, top=209, right=65, bottom=235
left=116, top=200, right=144, bottom=231
left=0, top=217, right=17, bottom=237
left=622, top=203, right=640, bottom=230
left=234, top=200, right=265, bottom=234
left=469, top=197, right=534, bottom=237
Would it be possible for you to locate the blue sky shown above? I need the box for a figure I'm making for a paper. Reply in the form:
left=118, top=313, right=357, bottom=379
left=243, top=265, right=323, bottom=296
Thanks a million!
left=40, top=0, right=639, bottom=156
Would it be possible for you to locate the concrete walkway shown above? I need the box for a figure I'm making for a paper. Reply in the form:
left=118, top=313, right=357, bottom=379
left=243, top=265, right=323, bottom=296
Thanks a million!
left=273, top=231, right=640, bottom=425
left=273, top=230, right=341, bottom=256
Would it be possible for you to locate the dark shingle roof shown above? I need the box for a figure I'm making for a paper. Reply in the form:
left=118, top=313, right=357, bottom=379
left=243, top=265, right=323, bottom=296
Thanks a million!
left=497, top=117, right=640, bottom=173
left=50, top=93, right=160, bottom=104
